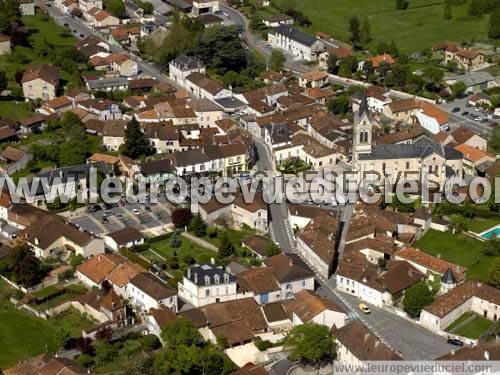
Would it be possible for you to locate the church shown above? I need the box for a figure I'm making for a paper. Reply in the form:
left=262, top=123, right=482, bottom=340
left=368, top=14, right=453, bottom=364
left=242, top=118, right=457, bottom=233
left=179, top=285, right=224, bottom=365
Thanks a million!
left=352, top=96, right=464, bottom=192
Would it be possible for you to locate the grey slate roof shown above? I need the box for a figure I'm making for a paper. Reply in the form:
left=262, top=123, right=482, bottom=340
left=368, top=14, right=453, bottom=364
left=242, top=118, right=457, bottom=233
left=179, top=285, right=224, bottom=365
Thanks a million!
left=172, top=149, right=210, bottom=167
left=275, top=25, right=318, bottom=47
left=449, top=71, right=496, bottom=87
left=140, top=158, right=175, bottom=176
left=186, top=264, right=235, bottom=286
left=170, top=55, right=204, bottom=71
left=359, top=137, right=461, bottom=161
left=86, top=77, right=129, bottom=90
left=214, top=96, right=246, bottom=110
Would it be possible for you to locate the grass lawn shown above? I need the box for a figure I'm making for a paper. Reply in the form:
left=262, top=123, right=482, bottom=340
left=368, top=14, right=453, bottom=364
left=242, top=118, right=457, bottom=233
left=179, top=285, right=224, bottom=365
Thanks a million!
left=463, top=217, right=500, bottom=233
left=191, top=225, right=266, bottom=266
left=0, top=100, right=35, bottom=121
left=0, top=279, right=58, bottom=368
left=23, top=15, right=76, bottom=48
left=414, top=229, right=496, bottom=282
left=272, top=0, right=491, bottom=52
left=194, top=226, right=258, bottom=253
left=445, top=312, right=474, bottom=332
left=149, top=234, right=216, bottom=277
left=454, top=314, right=493, bottom=339
left=48, top=308, right=96, bottom=337
left=0, top=279, right=96, bottom=368
left=30, top=284, right=88, bottom=311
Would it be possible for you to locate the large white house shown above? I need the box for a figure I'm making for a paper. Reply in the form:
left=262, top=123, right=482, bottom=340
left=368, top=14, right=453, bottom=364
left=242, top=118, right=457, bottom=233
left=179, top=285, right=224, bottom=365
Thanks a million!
left=268, top=25, right=324, bottom=61
left=178, top=264, right=237, bottom=307
left=420, top=281, right=500, bottom=336
left=128, top=272, right=178, bottom=312
left=169, top=55, right=206, bottom=88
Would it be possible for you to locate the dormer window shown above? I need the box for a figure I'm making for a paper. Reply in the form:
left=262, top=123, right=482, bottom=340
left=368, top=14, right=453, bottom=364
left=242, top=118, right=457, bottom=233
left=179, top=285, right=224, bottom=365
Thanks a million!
left=223, top=273, right=229, bottom=283
left=204, top=275, right=210, bottom=286
left=214, top=275, right=220, bottom=284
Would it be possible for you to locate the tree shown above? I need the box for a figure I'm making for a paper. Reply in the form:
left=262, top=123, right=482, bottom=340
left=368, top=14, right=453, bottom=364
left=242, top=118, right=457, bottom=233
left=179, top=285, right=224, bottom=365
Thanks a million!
left=403, top=281, right=435, bottom=318
left=0, top=243, right=46, bottom=287
left=170, top=231, right=182, bottom=248
left=360, top=19, right=372, bottom=45
left=327, top=96, right=350, bottom=115
left=348, top=16, right=361, bottom=47
left=284, top=322, right=335, bottom=366
left=104, top=0, right=126, bottom=18
left=161, top=318, right=202, bottom=348
left=489, top=257, right=500, bottom=288
left=265, top=242, right=281, bottom=257
left=120, top=117, right=150, bottom=159
left=172, top=208, right=192, bottom=229
left=193, top=25, right=247, bottom=75
left=490, top=126, right=500, bottom=154
left=158, top=11, right=203, bottom=67
left=488, top=6, right=500, bottom=39
left=219, top=232, right=235, bottom=257
left=395, top=0, right=409, bottom=10
left=56, top=328, right=72, bottom=349
left=0, top=70, right=7, bottom=91
left=142, top=1, right=153, bottom=14
left=93, top=340, right=117, bottom=365
left=0, top=0, right=21, bottom=34
left=155, top=344, right=202, bottom=374
left=250, top=13, right=262, bottom=30
left=450, top=81, right=467, bottom=98
left=190, top=213, right=207, bottom=237
left=468, top=0, right=487, bottom=16
left=452, top=215, right=467, bottom=234
left=268, top=50, right=286, bottom=72
left=443, top=0, right=453, bottom=19
left=422, top=66, right=444, bottom=92
left=327, top=54, right=338, bottom=74
left=484, top=238, right=500, bottom=256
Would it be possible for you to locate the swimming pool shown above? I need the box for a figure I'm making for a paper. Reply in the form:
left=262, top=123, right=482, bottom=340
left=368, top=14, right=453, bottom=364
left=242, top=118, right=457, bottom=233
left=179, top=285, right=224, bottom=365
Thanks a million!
left=480, top=225, right=500, bottom=240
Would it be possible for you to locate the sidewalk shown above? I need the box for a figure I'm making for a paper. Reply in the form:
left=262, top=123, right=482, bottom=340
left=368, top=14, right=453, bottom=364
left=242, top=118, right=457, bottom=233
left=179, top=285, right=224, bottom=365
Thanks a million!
left=180, top=232, right=218, bottom=252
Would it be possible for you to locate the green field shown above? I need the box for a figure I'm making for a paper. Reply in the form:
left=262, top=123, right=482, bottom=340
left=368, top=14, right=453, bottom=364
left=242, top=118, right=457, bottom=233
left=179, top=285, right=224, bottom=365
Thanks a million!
left=0, top=279, right=94, bottom=369
left=273, top=0, right=490, bottom=52
left=0, top=100, right=35, bottom=121
left=414, top=229, right=496, bottom=282
left=446, top=312, right=493, bottom=339
left=0, top=14, right=79, bottom=88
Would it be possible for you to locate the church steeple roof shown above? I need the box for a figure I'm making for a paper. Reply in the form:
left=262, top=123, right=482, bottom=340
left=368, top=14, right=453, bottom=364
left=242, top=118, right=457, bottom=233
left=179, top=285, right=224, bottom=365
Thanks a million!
left=359, top=94, right=369, bottom=118
left=441, top=267, right=457, bottom=284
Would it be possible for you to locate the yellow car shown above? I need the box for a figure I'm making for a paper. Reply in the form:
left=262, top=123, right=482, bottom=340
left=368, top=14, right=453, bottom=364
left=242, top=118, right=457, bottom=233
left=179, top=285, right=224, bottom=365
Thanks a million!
left=358, top=303, right=371, bottom=314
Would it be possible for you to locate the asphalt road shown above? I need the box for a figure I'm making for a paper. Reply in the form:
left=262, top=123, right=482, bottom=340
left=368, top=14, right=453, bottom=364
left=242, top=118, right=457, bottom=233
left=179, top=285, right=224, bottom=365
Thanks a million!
left=254, top=139, right=295, bottom=254
left=43, top=1, right=177, bottom=86
left=221, top=4, right=308, bottom=74
left=315, top=279, right=455, bottom=360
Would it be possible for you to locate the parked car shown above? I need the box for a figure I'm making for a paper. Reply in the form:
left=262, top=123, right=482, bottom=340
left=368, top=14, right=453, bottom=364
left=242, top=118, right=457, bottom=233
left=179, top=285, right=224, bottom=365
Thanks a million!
left=132, top=208, right=140, bottom=215
left=461, top=111, right=469, bottom=116
left=451, top=107, right=460, bottom=113
left=358, top=303, right=371, bottom=314
left=447, top=338, right=464, bottom=347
